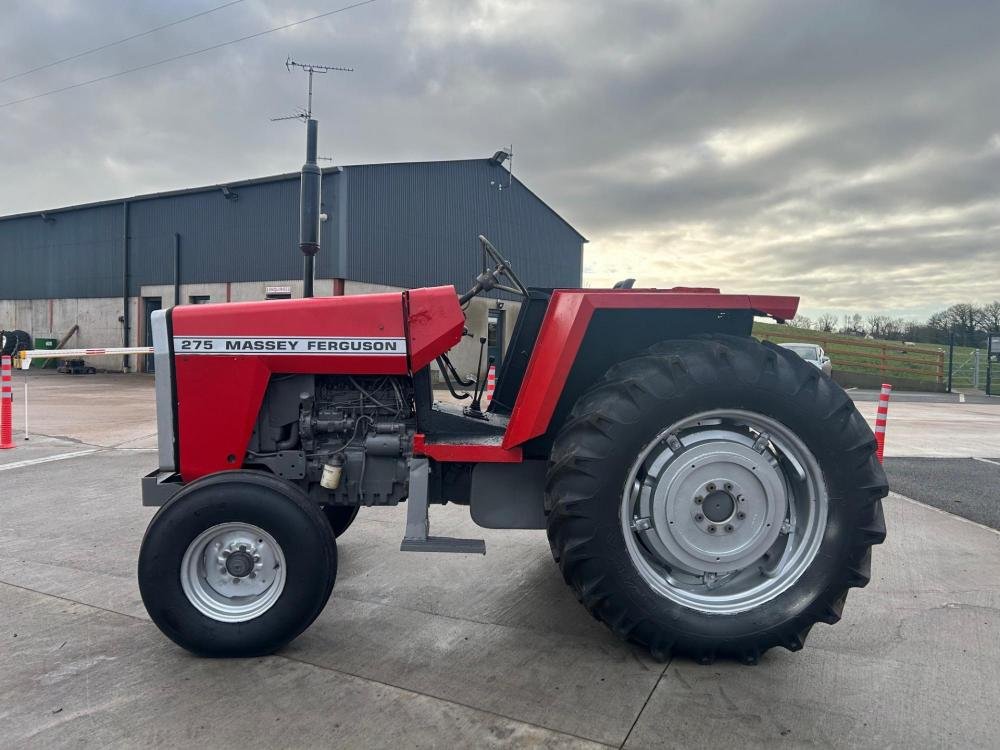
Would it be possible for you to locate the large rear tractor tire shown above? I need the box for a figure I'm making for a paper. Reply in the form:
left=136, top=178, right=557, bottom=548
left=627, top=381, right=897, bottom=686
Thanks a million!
left=138, top=470, right=337, bottom=657
left=546, top=335, right=887, bottom=664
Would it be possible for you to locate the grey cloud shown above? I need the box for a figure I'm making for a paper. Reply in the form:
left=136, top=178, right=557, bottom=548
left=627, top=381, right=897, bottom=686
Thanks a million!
left=1, top=0, right=999, bottom=318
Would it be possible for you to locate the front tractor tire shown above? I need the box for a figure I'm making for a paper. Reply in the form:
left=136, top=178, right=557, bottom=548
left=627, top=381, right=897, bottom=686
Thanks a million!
left=546, top=335, right=888, bottom=664
left=138, top=471, right=337, bottom=657
left=322, top=504, right=360, bottom=538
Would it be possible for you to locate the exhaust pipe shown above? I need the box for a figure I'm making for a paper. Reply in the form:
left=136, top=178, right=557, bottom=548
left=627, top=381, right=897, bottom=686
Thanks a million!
left=300, top=118, right=321, bottom=298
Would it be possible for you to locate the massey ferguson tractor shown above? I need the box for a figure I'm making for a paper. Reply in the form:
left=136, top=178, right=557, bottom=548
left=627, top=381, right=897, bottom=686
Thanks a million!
left=138, top=236, right=887, bottom=664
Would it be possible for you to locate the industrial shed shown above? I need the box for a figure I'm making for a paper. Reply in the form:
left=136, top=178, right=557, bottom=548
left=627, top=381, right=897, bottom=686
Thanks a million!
left=0, top=156, right=585, bottom=373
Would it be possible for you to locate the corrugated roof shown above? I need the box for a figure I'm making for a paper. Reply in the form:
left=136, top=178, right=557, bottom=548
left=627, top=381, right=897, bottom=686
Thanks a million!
left=0, top=157, right=586, bottom=242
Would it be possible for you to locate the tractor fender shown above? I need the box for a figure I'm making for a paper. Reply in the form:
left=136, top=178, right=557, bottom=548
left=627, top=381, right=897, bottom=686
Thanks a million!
left=503, top=295, right=779, bottom=457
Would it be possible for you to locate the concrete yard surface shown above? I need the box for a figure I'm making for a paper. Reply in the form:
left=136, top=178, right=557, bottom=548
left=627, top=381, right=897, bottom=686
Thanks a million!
left=855, top=398, right=1000, bottom=457
left=1, top=373, right=999, bottom=747
left=2, top=370, right=156, bottom=450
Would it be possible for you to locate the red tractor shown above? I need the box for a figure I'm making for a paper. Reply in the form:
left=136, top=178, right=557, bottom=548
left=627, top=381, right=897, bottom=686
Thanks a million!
left=138, top=236, right=887, bottom=664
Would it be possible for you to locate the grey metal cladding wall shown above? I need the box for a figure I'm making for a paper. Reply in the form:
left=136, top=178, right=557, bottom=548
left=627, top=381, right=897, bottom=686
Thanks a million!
left=345, top=160, right=583, bottom=293
left=1, top=160, right=583, bottom=300
left=314, top=171, right=345, bottom=280
left=0, top=203, right=123, bottom=299
left=128, top=178, right=300, bottom=295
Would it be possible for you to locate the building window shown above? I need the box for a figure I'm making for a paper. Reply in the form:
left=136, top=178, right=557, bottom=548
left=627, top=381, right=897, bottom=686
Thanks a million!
left=189, top=295, right=211, bottom=305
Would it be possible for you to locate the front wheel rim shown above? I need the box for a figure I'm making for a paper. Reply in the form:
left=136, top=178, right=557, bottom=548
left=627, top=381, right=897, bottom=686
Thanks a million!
left=180, top=522, right=287, bottom=623
left=620, top=409, right=828, bottom=615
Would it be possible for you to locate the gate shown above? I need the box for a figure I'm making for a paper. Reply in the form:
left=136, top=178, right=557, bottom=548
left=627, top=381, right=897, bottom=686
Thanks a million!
left=987, top=333, right=1000, bottom=396
left=949, top=348, right=986, bottom=390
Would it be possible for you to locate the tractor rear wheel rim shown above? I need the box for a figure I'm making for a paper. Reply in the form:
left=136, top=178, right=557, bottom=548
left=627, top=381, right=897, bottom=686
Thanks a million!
left=620, top=409, right=828, bottom=615
left=180, top=522, right=287, bottom=623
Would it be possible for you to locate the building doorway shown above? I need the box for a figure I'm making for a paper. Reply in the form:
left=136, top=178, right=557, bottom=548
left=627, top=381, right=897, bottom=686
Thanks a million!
left=487, top=308, right=505, bottom=367
left=143, top=297, right=162, bottom=373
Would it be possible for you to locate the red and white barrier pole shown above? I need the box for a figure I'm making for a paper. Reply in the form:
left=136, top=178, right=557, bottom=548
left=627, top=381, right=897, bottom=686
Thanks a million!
left=1, top=355, right=14, bottom=450
left=485, top=363, right=496, bottom=406
left=874, top=383, right=892, bottom=463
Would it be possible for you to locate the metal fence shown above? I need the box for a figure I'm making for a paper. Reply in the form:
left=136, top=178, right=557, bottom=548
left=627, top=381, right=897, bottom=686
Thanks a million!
left=755, top=328, right=945, bottom=385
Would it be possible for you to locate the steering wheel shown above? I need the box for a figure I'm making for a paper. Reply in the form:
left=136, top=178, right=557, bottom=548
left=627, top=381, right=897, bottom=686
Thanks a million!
left=459, top=235, right=530, bottom=304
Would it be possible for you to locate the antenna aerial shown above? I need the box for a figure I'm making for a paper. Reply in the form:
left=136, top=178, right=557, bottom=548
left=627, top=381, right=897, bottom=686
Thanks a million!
left=270, top=56, right=353, bottom=122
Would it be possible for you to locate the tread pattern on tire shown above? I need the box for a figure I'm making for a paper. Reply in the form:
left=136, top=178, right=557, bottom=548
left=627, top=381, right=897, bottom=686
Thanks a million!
left=545, top=334, right=888, bottom=664
left=139, top=470, right=337, bottom=657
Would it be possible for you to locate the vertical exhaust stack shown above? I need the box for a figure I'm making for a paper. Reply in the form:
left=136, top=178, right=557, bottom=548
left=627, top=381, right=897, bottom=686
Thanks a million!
left=275, top=58, right=352, bottom=297
left=300, top=118, right=322, bottom=298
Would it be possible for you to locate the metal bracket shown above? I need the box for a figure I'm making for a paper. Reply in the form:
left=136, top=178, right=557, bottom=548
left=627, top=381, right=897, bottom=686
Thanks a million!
left=141, top=470, right=183, bottom=507
left=400, top=458, right=486, bottom=554
left=249, top=450, right=306, bottom=480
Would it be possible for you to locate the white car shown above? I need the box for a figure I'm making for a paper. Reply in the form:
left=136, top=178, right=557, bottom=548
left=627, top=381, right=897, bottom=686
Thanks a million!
left=780, top=343, right=833, bottom=375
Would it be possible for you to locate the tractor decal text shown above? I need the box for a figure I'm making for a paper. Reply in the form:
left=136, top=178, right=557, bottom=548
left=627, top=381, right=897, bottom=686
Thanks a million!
left=173, top=336, right=407, bottom=355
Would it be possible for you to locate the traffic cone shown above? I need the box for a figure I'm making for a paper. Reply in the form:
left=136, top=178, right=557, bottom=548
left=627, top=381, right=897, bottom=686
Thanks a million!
left=1, top=355, right=14, bottom=449
left=485, top=364, right=496, bottom=406
left=874, top=383, right=891, bottom=463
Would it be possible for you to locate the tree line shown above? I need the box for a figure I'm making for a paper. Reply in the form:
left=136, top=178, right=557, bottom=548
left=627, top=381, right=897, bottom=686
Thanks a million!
left=790, top=302, right=1000, bottom=347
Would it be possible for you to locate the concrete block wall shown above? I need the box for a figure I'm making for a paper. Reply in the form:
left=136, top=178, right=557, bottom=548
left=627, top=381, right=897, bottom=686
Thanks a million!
left=0, top=296, right=125, bottom=371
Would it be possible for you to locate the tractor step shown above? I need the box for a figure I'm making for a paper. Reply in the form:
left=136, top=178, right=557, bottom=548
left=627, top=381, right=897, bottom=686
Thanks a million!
left=400, top=536, right=486, bottom=554
left=400, top=458, right=486, bottom=554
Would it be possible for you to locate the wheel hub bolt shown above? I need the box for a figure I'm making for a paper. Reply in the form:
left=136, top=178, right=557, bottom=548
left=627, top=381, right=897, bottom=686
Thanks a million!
left=707, top=525, right=717, bottom=534
left=737, top=511, right=746, bottom=520
left=706, top=483, right=716, bottom=492
left=694, top=513, right=704, bottom=522
left=694, top=496, right=703, bottom=504
left=724, top=524, right=735, bottom=533
left=724, top=482, right=733, bottom=491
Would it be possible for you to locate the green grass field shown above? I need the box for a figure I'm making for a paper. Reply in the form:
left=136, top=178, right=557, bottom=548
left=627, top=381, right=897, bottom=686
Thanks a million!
left=751, top=322, right=987, bottom=389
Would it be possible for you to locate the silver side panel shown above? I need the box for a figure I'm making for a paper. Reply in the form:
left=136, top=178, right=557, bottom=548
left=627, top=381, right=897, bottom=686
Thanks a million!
left=150, top=309, right=176, bottom=472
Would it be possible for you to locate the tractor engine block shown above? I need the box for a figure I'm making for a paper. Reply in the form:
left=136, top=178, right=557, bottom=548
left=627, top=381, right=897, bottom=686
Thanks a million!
left=246, top=374, right=415, bottom=507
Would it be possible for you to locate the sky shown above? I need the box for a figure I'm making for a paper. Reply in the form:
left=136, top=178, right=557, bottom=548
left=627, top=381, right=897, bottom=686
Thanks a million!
left=1, top=0, right=998, bottom=320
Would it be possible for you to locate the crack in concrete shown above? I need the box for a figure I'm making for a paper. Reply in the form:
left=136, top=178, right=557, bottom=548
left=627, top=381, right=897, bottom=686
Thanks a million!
left=619, top=658, right=671, bottom=748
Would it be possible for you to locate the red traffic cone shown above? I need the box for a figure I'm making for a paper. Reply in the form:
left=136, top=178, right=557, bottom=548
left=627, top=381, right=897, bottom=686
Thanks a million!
left=485, top=364, right=496, bottom=406
left=1, top=355, right=15, bottom=450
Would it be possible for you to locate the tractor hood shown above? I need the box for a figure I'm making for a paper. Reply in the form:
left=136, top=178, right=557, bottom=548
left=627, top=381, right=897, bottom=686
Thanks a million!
left=161, top=286, right=463, bottom=480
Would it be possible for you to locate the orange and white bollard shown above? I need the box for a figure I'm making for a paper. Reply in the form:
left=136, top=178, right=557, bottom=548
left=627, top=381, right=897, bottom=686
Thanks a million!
left=1, top=355, right=14, bottom=450
left=874, top=383, right=892, bottom=463
left=485, top=364, right=496, bottom=406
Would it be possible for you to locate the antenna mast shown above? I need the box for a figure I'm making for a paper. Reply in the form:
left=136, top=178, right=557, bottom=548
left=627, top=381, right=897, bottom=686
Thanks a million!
left=272, top=57, right=353, bottom=298
left=272, top=57, right=354, bottom=122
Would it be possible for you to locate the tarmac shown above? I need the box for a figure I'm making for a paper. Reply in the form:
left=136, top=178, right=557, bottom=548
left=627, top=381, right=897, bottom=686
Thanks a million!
left=1, top=372, right=998, bottom=748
